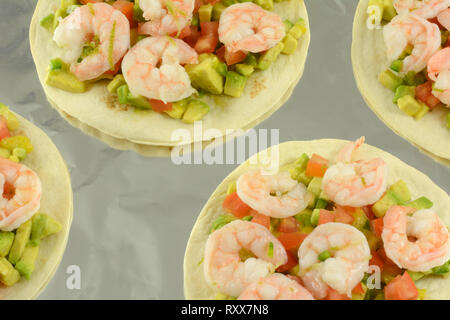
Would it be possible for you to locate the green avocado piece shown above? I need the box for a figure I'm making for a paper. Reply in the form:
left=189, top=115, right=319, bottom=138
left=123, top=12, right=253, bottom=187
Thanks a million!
left=407, top=270, right=427, bottom=281
left=431, top=260, right=450, bottom=275
left=40, top=14, right=55, bottom=32
left=46, top=68, right=87, bottom=93
left=403, top=71, right=427, bottom=86
left=315, top=198, right=328, bottom=210
left=235, top=64, right=254, bottom=77
left=289, top=153, right=309, bottom=180
left=165, top=99, right=188, bottom=119
left=0, top=232, right=14, bottom=258
left=210, top=215, right=236, bottom=233
left=254, top=0, right=273, bottom=10
left=224, top=71, right=247, bottom=98
left=379, top=69, right=403, bottom=92
left=53, top=0, right=78, bottom=29
left=0, top=148, right=10, bottom=159
left=414, top=103, right=429, bottom=120
left=390, top=59, right=403, bottom=73
left=133, top=0, right=146, bottom=22
left=281, top=34, right=298, bottom=55
left=182, top=100, right=210, bottom=123
left=352, top=209, right=369, bottom=230
left=307, top=177, right=322, bottom=199
left=0, top=103, right=20, bottom=131
left=288, top=18, right=307, bottom=40
left=363, top=229, right=381, bottom=251
left=310, top=209, right=321, bottom=227
left=257, top=42, right=284, bottom=70
left=447, top=113, right=450, bottom=129
left=0, top=257, right=20, bottom=286
left=30, top=213, right=62, bottom=247
left=199, top=4, right=213, bottom=23
left=383, top=0, right=397, bottom=21
left=397, top=95, right=423, bottom=117
left=15, top=244, right=39, bottom=280
left=212, top=3, right=226, bottom=21
left=407, top=196, right=433, bottom=210
left=8, top=220, right=32, bottom=265
left=186, top=58, right=224, bottom=95
left=393, top=85, right=415, bottom=104
left=129, top=93, right=152, bottom=109
left=283, top=19, right=294, bottom=32
left=389, top=180, right=411, bottom=202
left=372, top=190, right=401, bottom=218
left=117, top=84, right=130, bottom=104
left=294, top=208, right=313, bottom=227
left=107, top=74, right=126, bottom=93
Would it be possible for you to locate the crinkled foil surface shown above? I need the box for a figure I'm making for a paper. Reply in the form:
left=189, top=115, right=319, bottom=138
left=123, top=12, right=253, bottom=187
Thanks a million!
left=0, top=0, right=448, bottom=299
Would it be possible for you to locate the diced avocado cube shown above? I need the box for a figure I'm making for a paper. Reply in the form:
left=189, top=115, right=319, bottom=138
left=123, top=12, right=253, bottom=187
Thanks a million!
left=0, top=232, right=14, bottom=258
left=310, top=209, right=321, bottom=227
left=30, top=213, right=62, bottom=247
left=212, top=3, right=227, bottom=21
left=223, top=0, right=238, bottom=6
left=186, top=59, right=224, bottom=94
left=133, top=0, right=146, bottom=22
left=164, top=99, right=188, bottom=119
left=0, top=257, right=20, bottom=286
left=49, top=58, right=65, bottom=71
left=288, top=18, right=307, bottom=40
left=372, top=191, right=401, bottom=218
left=403, top=71, right=427, bottom=86
left=389, top=180, right=411, bottom=202
left=107, top=74, right=126, bottom=93
left=315, top=198, right=328, bottom=209
left=442, top=30, right=450, bottom=46
left=191, top=14, right=199, bottom=27
left=390, top=59, right=403, bottom=73
left=407, top=270, right=427, bottom=281
left=379, top=69, right=403, bottom=92
left=46, top=68, right=87, bottom=93
left=235, top=64, right=254, bottom=77
left=258, top=42, right=284, bottom=70
left=397, top=95, right=422, bottom=116
left=53, top=0, right=78, bottom=29
left=254, top=0, right=273, bottom=10
left=182, top=100, right=210, bottom=123
left=431, top=260, right=450, bottom=275
left=0, top=103, right=20, bottom=131
left=224, top=71, right=247, bottom=98
left=382, top=0, right=397, bottom=21
left=0, top=148, right=10, bottom=159
left=243, top=53, right=258, bottom=67
left=13, top=147, right=27, bottom=161
left=362, top=229, right=381, bottom=251
left=307, top=177, right=323, bottom=199
left=40, top=14, right=55, bottom=32
left=281, top=34, right=298, bottom=55
left=294, top=208, right=313, bottom=227
left=129, top=93, right=152, bottom=109
left=283, top=19, right=294, bottom=32
left=8, top=220, right=32, bottom=265
left=393, top=85, right=415, bottom=104
left=15, top=244, right=39, bottom=280
left=210, top=215, right=236, bottom=233
left=398, top=44, right=413, bottom=60
left=0, top=136, right=33, bottom=154
left=352, top=208, right=369, bottom=230
left=117, top=84, right=130, bottom=104
left=289, top=153, right=310, bottom=181
left=407, top=196, right=433, bottom=210
left=446, top=113, right=450, bottom=129
left=198, top=4, right=213, bottom=23
left=368, top=0, right=384, bottom=20
left=227, top=181, right=237, bottom=195
left=414, top=103, right=429, bottom=120
left=296, top=171, right=313, bottom=186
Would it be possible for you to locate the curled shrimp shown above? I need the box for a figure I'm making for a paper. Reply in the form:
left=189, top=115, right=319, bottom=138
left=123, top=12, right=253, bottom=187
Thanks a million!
left=53, top=3, right=130, bottom=81
left=427, top=47, right=450, bottom=105
left=0, top=159, right=41, bottom=231
left=138, top=0, right=194, bottom=36
left=382, top=206, right=450, bottom=272
left=298, top=223, right=371, bottom=299
left=322, top=137, right=388, bottom=207
left=204, top=220, right=287, bottom=297
left=218, top=3, right=285, bottom=53
left=238, top=273, right=314, bottom=300
left=383, top=14, right=441, bottom=74
left=437, top=8, right=450, bottom=30
left=121, top=36, right=198, bottom=102
left=236, top=170, right=312, bottom=219
left=393, top=0, right=450, bottom=19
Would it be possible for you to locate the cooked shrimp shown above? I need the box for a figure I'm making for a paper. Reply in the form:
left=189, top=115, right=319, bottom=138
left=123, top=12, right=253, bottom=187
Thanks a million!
left=138, top=0, right=194, bottom=36
left=382, top=206, right=450, bottom=272
left=427, top=47, right=450, bottom=105
left=0, top=159, right=41, bottom=232
left=204, top=220, right=287, bottom=297
left=121, top=36, right=198, bottom=102
left=238, top=273, right=315, bottom=300
left=383, top=14, right=441, bottom=74
left=53, top=3, right=130, bottom=81
left=438, top=8, right=450, bottom=30
left=298, top=223, right=371, bottom=299
left=322, top=137, right=388, bottom=207
left=218, top=3, right=285, bottom=53
left=236, top=170, right=312, bottom=219
left=393, top=0, right=450, bottom=19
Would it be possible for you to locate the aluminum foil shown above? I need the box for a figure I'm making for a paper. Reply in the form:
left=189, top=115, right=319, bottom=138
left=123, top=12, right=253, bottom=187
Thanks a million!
left=0, top=0, right=448, bottom=299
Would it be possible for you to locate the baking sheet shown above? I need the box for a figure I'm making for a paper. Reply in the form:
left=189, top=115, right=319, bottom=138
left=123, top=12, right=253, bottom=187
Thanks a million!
left=0, top=0, right=448, bottom=299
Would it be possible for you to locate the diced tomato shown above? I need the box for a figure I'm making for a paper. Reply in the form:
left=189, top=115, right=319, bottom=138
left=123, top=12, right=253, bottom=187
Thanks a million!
left=278, top=217, right=299, bottom=233
left=325, top=288, right=350, bottom=300
left=215, top=46, right=226, bottom=62
left=206, top=0, right=221, bottom=4
left=334, top=206, right=354, bottom=225
left=384, top=272, right=418, bottom=300
left=222, top=192, right=251, bottom=218
left=112, top=0, right=135, bottom=26
left=352, top=282, right=365, bottom=295
left=318, top=209, right=334, bottom=225
left=80, top=0, right=103, bottom=4
left=415, top=81, right=441, bottom=108
left=224, top=49, right=247, bottom=66
left=200, top=21, right=218, bottom=35
left=277, top=232, right=307, bottom=250
left=184, top=26, right=201, bottom=48
left=305, top=154, right=328, bottom=177
left=276, top=250, right=298, bottom=273
left=371, top=218, right=384, bottom=238
left=362, top=205, right=376, bottom=220
left=149, top=99, right=173, bottom=112
left=383, top=263, right=402, bottom=277
left=170, top=25, right=191, bottom=39
left=251, top=212, right=270, bottom=229
left=0, top=116, right=10, bottom=141
left=194, top=35, right=218, bottom=54
left=369, top=251, right=385, bottom=271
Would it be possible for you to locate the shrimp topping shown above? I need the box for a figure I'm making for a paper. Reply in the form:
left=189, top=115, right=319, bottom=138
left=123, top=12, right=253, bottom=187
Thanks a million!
left=322, top=137, right=388, bottom=207
left=121, top=36, right=198, bottom=102
left=298, top=223, right=371, bottom=299
left=382, top=206, right=450, bottom=272
left=53, top=3, right=130, bottom=81
left=204, top=220, right=287, bottom=297
left=393, top=0, right=450, bottom=19
left=138, top=0, right=194, bottom=36
left=236, top=170, right=312, bottom=219
left=238, top=273, right=314, bottom=300
left=427, top=47, right=450, bottom=106
left=383, top=14, right=441, bottom=74
left=0, top=159, right=41, bottom=232
left=218, top=3, right=285, bottom=53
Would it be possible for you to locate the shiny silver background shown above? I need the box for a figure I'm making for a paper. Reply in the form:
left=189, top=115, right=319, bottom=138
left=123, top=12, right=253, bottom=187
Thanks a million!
left=0, top=0, right=448, bottom=299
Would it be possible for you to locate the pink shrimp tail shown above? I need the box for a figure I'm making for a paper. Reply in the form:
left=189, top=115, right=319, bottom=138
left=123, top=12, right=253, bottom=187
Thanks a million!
left=336, top=136, right=365, bottom=163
